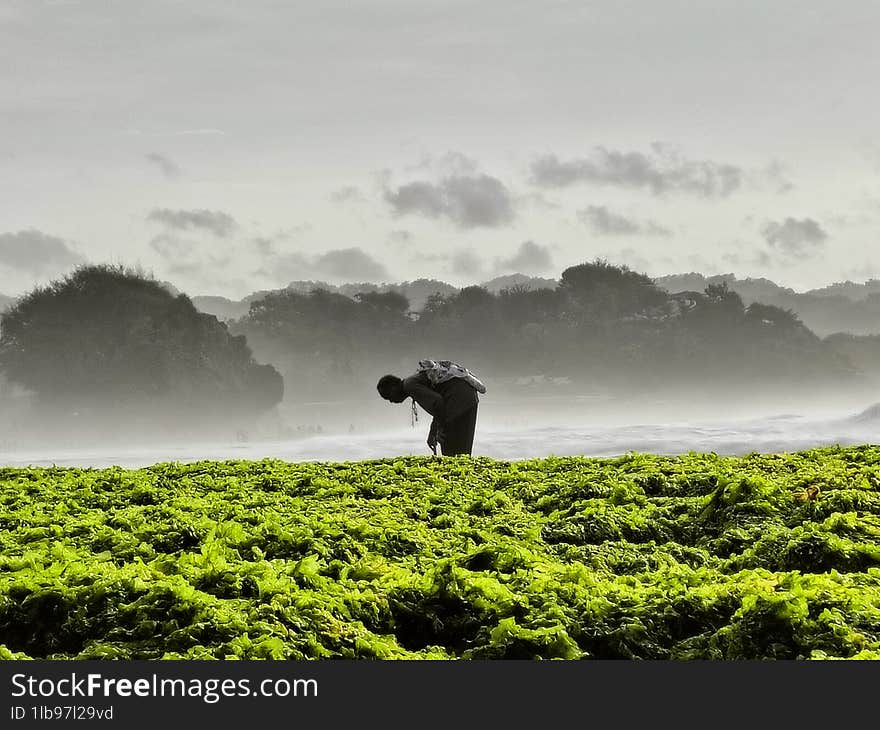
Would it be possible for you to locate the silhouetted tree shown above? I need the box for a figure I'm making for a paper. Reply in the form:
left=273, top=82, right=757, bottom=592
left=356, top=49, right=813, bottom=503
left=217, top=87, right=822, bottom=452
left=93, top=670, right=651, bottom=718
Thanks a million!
left=0, top=265, right=283, bottom=414
left=559, top=260, right=667, bottom=323
left=679, top=281, right=745, bottom=341
left=744, top=302, right=804, bottom=331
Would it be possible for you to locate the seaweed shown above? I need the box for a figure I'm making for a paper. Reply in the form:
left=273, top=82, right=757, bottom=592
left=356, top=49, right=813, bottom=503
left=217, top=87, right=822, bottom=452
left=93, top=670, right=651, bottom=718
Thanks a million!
left=2, top=447, right=880, bottom=659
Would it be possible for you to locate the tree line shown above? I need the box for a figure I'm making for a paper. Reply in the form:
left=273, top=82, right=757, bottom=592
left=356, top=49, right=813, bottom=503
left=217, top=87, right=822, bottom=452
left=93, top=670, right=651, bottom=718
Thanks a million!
left=0, top=261, right=867, bottom=433
left=229, top=260, right=860, bottom=401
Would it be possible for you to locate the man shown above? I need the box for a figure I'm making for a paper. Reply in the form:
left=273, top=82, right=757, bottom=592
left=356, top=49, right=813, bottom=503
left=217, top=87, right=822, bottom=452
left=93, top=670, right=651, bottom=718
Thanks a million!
left=377, top=366, right=481, bottom=456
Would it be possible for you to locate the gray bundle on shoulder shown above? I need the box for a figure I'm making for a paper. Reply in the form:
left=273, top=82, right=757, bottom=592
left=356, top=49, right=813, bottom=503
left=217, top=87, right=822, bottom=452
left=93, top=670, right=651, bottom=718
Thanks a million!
left=417, top=359, right=487, bottom=394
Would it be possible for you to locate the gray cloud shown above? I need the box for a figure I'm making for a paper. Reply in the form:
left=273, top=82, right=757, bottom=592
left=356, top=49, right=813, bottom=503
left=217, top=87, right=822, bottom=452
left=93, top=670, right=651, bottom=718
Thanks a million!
left=330, top=185, right=366, bottom=204
left=167, top=259, right=215, bottom=277
left=580, top=206, right=638, bottom=235
left=285, top=223, right=313, bottom=237
left=145, top=152, right=181, bottom=179
left=388, top=230, right=415, bottom=247
left=314, top=248, right=389, bottom=281
left=251, top=236, right=284, bottom=257
left=385, top=174, right=516, bottom=228
left=0, top=229, right=85, bottom=275
left=257, top=251, right=310, bottom=281
left=522, top=192, right=563, bottom=211
left=248, top=228, right=310, bottom=262
left=451, top=249, right=485, bottom=277
left=530, top=147, right=743, bottom=198
left=762, top=217, right=828, bottom=254
left=385, top=181, right=446, bottom=218
left=149, top=233, right=197, bottom=259
left=723, top=248, right=773, bottom=269
left=155, top=241, right=232, bottom=279
left=146, top=208, right=237, bottom=237
left=761, top=160, right=795, bottom=195
left=494, top=241, right=553, bottom=274
left=258, top=247, right=390, bottom=283
left=149, top=226, right=236, bottom=287
left=408, top=151, right=480, bottom=176
left=407, top=251, right=445, bottom=265
left=578, top=206, right=672, bottom=237
left=252, top=237, right=276, bottom=256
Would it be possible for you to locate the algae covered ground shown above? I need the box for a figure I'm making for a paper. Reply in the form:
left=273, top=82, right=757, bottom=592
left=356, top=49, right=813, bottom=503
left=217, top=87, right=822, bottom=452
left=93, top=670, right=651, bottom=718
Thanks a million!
left=3, top=446, right=880, bottom=660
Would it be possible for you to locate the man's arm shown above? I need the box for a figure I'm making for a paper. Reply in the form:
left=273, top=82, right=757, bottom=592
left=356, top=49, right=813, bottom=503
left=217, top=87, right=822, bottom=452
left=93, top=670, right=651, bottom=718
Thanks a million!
left=427, top=418, right=439, bottom=454
left=402, top=376, right=445, bottom=420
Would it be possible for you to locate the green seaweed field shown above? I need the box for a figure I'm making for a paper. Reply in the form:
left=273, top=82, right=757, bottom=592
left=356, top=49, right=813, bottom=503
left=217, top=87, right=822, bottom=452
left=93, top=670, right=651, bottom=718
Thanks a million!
left=4, top=446, right=880, bottom=660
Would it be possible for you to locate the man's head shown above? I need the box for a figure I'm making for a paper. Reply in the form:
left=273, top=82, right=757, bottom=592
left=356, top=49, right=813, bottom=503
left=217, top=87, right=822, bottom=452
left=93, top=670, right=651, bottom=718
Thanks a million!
left=377, top=374, right=406, bottom=403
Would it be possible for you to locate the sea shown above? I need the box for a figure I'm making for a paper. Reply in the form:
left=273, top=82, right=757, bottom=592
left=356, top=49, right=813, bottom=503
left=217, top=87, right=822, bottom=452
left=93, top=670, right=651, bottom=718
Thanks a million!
left=2, top=401, right=878, bottom=469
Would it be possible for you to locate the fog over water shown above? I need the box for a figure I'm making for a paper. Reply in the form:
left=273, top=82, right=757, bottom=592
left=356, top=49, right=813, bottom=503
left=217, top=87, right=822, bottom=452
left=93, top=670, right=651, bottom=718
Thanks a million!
left=3, top=391, right=878, bottom=469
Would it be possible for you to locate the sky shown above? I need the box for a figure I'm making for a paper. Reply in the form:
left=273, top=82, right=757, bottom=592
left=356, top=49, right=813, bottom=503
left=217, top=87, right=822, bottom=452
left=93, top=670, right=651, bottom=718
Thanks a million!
left=2, top=0, right=880, bottom=299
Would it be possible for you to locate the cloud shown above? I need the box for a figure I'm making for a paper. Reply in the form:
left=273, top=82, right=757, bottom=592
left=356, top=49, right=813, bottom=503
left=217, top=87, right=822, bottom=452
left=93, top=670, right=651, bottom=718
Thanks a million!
left=530, top=146, right=743, bottom=197
left=384, top=174, right=516, bottom=228
left=150, top=232, right=232, bottom=282
left=451, top=249, right=485, bottom=277
left=494, top=241, right=553, bottom=274
left=149, top=233, right=198, bottom=259
left=330, top=185, right=366, bottom=204
left=388, top=230, right=415, bottom=247
left=761, top=160, right=795, bottom=194
left=407, top=251, right=446, bottom=265
left=761, top=217, right=828, bottom=254
left=257, top=247, right=390, bottom=283
left=522, top=192, right=563, bottom=211
left=408, top=151, right=480, bottom=176
left=145, top=152, right=181, bottom=179
left=314, top=248, right=389, bottom=281
left=579, top=206, right=638, bottom=235
left=0, top=229, right=85, bottom=276
left=248, top=225, right=310, bottom=260
left=385, top=181, right=447, bottom=218
left=146, top=208, right=238, bottom=237
left=252, top=237, right=276, bottom=256
left=578, top=206, right=672, bottom=236
left=148, top=214, right=239, bottom=286
left=256, top=251, right=310, bottom=280
left=722, top=247, right=773, bottom=269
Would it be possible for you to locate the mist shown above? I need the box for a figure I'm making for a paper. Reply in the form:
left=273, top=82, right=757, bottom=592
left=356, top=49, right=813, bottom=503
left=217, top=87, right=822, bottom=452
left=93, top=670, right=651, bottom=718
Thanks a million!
left=3, top=385, right=879, bottom=469
left=2, top=261, right=879, bottom=468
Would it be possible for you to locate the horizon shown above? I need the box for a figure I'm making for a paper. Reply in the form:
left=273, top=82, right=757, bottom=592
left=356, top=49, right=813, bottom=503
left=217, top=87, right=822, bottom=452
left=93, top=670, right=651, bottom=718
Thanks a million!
left=4, top=261, right=880, bottom=303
